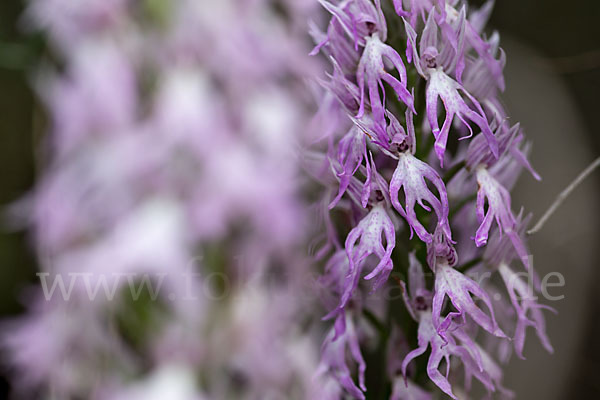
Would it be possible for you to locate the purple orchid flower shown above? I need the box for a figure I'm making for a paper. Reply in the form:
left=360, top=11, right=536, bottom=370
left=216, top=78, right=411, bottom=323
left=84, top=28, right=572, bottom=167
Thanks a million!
left=463, top=2, right=506, bottom=91
left=474, top=167, right=533, bottom=275
left=433, top=262, right=506, bottom=340
left=329, top=124, right=367, bottom=208
left=401, top=311, right=474, bottom=399
left=356, top=33, right=415, bottom=130
left=389, top=149, right=451, bottom=243
left=404, top=12, right=498, bottom=166
left=316, top=0, right=387, bottom=51
left=310, top=12, right=360, bottom=74
left=341, top=203, right=395, bottom=308
left=462, top=342, right=515, bottom=398
left=321, top=56, right=361, bottom=113
left=499, top=263, right=556, bottom=359
left=400, top=255, right=490, bottom=399
left=316, top=311, right=367, bottom=399
left=319, top=249, right=352, bottom=313
left=467, top=120, right=541, bottom=182
left=462, top=30, right=506, bottom=103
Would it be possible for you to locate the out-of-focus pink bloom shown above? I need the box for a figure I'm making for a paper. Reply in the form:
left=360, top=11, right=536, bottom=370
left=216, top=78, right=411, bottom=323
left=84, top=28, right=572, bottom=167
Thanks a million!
left=4, top=0, right=325, bottom=399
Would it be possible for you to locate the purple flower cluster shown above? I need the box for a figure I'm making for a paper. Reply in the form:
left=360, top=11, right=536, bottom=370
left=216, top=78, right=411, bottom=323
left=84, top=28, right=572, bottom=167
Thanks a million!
left=0, top=0, right=556, bottom=399
left=311, top=0, right=552, bottom=398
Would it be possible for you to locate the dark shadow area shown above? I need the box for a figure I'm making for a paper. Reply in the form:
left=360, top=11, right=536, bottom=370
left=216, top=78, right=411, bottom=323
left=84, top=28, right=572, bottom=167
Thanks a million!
left=0, top=1, right=39, bottom=399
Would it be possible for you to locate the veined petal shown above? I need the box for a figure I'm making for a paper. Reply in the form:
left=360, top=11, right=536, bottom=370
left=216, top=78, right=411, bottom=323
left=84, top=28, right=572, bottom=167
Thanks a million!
left=340, top=204, right=395, bottom=308
left=357, top=34, right=414, bottom=129
left=474, top=167, right=528, bottom=270
left=432, top=263, right=506, bottom=339
left=426, top=69, right=497, bottom=166
left=390, top=152, right=450, bottom=243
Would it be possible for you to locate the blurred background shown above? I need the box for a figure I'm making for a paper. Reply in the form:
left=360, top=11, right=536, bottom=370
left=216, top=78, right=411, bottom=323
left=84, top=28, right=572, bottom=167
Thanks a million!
left=0, top=0, right=598, bottom=398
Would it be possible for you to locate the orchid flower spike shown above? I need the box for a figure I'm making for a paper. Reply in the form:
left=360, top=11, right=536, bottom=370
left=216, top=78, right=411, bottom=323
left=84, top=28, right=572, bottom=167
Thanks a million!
left=389, top=127, right=451, bottom=243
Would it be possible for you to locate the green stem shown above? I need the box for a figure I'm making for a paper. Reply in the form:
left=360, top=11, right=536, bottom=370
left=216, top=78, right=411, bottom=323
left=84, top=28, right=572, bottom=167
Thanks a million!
left=363, top=308, right=389, bottom=341
left=442, top=161, right=466, bottom=183
left=449, top=193, right=476, bottom=219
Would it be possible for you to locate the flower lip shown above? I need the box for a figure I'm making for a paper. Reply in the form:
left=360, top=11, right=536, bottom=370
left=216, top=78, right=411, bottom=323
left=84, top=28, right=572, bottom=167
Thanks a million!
left=389, top=152, right=450, bottom=243
left=356, top=33, right=414, bottom=128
